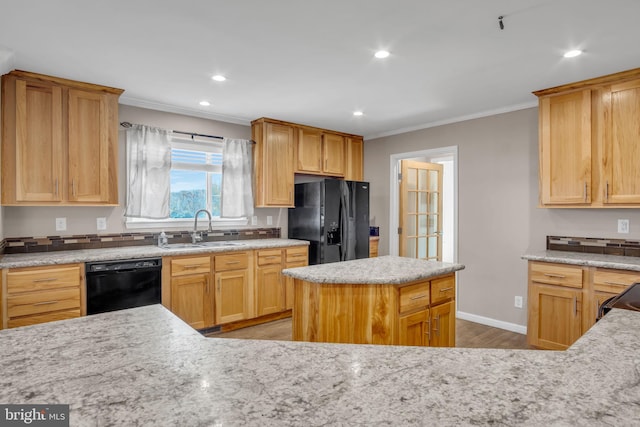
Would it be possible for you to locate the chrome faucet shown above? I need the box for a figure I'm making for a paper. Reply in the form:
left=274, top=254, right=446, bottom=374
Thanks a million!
left=192, top=209, right=213, bottom=244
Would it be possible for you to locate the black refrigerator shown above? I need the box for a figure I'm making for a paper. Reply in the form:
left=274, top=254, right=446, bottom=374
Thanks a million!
left=288, top=179, right=370, bottom=265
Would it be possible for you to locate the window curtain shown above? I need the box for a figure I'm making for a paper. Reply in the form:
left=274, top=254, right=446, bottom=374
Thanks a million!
left=125, top=124, right=172, bottom=219
left=221, top=138, right=254, bottom=218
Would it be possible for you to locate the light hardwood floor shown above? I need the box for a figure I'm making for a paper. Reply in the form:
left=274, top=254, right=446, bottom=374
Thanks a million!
left=207, top=318, right=531, bottom=349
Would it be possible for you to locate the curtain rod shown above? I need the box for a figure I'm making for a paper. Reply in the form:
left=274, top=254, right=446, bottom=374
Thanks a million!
left=120, top=121, right=224, bottom=140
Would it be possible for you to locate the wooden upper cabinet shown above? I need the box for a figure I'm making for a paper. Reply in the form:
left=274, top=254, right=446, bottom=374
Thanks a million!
left=602, top=78, right=640, bottom=204
left=252, top=119, right=295, bottom=207
left=538, top=90, right=592, bottom=205
left=1, top=70, right=123, bottom=206
left=295, top=129, right=345, bottom=177
left=296, top=128, right=323, bottom=173
left=534, top=67, right=640, bottom=208
left=321, top=133, right=345, bottom=176
left=344, top=137, right=364, bottom=181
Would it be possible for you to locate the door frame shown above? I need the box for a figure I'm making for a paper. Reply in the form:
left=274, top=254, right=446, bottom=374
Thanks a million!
left=389, top=146, right=458, bottom=263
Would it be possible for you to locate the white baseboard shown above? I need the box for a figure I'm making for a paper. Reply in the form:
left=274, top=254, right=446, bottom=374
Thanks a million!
left=457, top=311, right=527, bottom=335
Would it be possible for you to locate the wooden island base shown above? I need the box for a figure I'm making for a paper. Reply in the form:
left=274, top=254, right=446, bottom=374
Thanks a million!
left=292, top=273, right=457, bottom=347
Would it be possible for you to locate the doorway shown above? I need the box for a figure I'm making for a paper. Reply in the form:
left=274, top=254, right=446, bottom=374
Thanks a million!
left=389, top=146, right=458, bottom=263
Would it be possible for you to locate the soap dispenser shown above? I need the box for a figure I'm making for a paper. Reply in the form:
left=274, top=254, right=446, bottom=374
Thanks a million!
left=158, top=231, right=168, bottom=247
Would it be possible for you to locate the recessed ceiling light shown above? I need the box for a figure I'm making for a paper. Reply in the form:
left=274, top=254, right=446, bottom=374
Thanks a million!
left=212, top=75, right=226, bottom=82
left=199, top=101, right=211, bottom=106
left=374, top=50, right=390, bottom=59
left=353, top=111, right=364, bottom=116
left=563, top=49, right=583, bottom=58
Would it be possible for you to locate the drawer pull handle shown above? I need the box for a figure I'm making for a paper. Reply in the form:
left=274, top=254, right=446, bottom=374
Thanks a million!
left=409, top=294, right=427, bottom=300
left=183, top=265, right=203, bottom=269
left=264, top=256, right=279, bottom=260
left=543, top=273, right=566, bottom=279
left=439, top=287, right=453, bottom=292
left=33, top=278, right=58, bottom=283
left=603, top=281, right=627, bottom=286
left=225, top=261, right=241, bottom=265
left=33, top=300, right=59, bottom=306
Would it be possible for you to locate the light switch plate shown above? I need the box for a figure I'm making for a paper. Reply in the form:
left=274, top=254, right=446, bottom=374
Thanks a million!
left=96, top=217, right=107, bottom=231
left=55, top=217, right=67, bottom=231
left=251, top=216, right=258, bottom=226
left=618, top=219, right=630, bottom=234
left=267, top=216, right=273, bottom=226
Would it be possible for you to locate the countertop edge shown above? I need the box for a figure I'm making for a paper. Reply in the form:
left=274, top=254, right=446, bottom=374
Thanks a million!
left=522, top=251, right=640, bottom=271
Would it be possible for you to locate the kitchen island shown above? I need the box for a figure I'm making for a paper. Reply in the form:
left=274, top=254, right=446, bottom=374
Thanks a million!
left=0, top=304, right=638, bottom=426
left=283, top=256, right=465, bottom=346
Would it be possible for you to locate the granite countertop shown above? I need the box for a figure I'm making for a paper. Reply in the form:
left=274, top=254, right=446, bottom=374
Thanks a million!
left=282, top=255, right=465, bottom=284
left=0, top=238, right=308, bottom=269
left=0, top=305, right=638, bottom=426
left=522, top=250, right=640, bottom=271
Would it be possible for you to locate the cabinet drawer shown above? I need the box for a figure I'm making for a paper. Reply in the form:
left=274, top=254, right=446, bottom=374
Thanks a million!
left=399, top=282, right=430, bottom=313
left=7, top=265, right=81, bottom=294
left=257, top=249, right=282, bottom=266
left=593, top=269, right=640, bottom=293
left=8, top=309, right=81, bottom=328
left=431, top=275, right=455, bottom=305
left=215, top=252, right=249, bottom=271
left=171, top=257, right=211, bottom=276
left=529, top=262, right=583, bottom=288
left=7, top=288, right=81, bottom=318
left=285, top=246, right=308, bottom=263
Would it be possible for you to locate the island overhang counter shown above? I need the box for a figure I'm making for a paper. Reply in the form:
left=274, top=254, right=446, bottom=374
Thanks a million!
left=1, top=305, right=638, bottom=426
left=282, top=256, right=465, bottom=346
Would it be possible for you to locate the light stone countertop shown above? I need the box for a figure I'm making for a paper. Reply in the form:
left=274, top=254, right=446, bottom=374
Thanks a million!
left=282, top=255, right=465, bottom=284
left=0, top=304, right=638, bottom=426
left=0, top=238, right=308, bottom=269
left=522, top=250, right=640, bottom=271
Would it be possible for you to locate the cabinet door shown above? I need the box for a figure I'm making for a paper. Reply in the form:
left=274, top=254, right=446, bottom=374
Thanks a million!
left=602, top=79, right=640, bottom=204
left=262, top=122, right=294, bottom=206
left=430, top=300, right=455, bottom=347
left=14, top=79, right=64, bottom=202
left=344, top=137, right=364, bottom=181
left=539, top=90, right=591, bottom=205
left=256, top=265, right=284, bottom=316
left=296, top=128, right=322, bottom=173
left=215, top=269, right=249, bottom=324
left=398, top=309, right=429, bottom=346
left=284, top=260, right=306, bottom=310
left=171, top=273, right=212, bottom=329
left=67, top=89, right=111, bottom=203
left=528, top=283, right=582, bottom=350
left=322, top=133, right=345, bottom=176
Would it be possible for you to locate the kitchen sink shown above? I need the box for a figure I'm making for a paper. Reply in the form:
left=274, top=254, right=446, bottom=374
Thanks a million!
left=161, top=241, right=244, bottom=250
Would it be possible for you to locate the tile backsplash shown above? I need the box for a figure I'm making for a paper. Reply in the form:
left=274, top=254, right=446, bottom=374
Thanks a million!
left=547, top=236, right=640, bottom=257
left=2, top=228, right=281, bottom=254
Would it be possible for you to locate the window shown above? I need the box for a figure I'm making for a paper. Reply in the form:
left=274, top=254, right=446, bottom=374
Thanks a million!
left=169, top=138, right=222, bottom=218
left=125, top=135, right=247, bottom=228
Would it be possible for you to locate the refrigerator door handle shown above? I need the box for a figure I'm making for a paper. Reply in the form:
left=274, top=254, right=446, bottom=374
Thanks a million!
left=339, top=181, right=349, bottom=261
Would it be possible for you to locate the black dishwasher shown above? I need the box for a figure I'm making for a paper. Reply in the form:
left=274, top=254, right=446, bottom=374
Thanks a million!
left=86, top=258, right=162, bottom=315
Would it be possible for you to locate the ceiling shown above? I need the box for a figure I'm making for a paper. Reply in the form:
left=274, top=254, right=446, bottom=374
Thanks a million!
left=1, top=1, right=639, bottom=139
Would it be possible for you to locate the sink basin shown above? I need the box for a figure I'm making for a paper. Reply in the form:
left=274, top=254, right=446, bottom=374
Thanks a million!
left=161, top=241, right=244, bottom=250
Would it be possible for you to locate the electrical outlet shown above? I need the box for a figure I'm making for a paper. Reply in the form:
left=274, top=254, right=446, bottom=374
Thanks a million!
left=96, top=217, right=107, bottom=231
left=251, top=216, right=258, bottom=226
left=514, top=296, right=523, bottom=309
left=618, top=219, right=630, bottom=234
left=55, top=217, right=67, bottom=231
left=267, top=216, right=273, bottom=226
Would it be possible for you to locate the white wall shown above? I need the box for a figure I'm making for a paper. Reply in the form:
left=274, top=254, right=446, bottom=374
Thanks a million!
left=2, top=105, right=287, bottom=237
left=365, top=107, right=640, bottom=328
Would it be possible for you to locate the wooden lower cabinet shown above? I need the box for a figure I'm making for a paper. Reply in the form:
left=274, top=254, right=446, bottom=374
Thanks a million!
left=215, top=269, right=249, bottom=324
left=256, top=266, right=283, bottom=316
left=528, top=283, right=582, bottom=350
left=527, top=261, right=640, bottom=350
left=171, top=273, right=212, bottom=330
left=430, top=300, right=456, bottom=347
left=2, top=263, right=84, bottom=329
left=293, top=273, right=456, bottom=347
left=284, top=246, right=309, bottom=310
left=398, top=309, right=430, bottom=346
